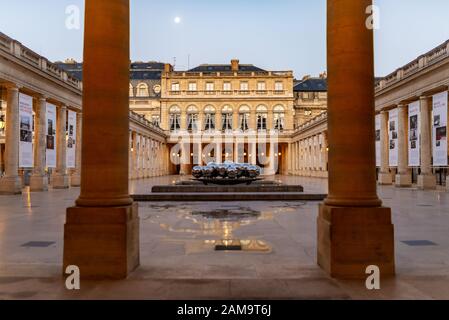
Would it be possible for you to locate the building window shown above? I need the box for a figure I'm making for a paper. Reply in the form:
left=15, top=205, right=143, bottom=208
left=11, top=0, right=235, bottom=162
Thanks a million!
left=240, top=81, right=249, bottom=91
left=204, top=105, right=216, bottom=131
left=188, top=82, right=197, bottom=91
left=257, top=81, right=266, bottom=91
left=206, top=82, right=215, bottom=91
left=275, top=81, right=284, bottom=91
left=256, top=105, right=268, bottom=131
left=137, top=83, right=149, bottom=97
left=169, top=106, right=181, bottom=132
left=223, top=82, right=232, bottom=91
left=187, top=105, right=199, bottom=132
left=221, top=105, right=233, bottom=132
left=273, top=105, right=285, bottom=132
left=171, top=82, right=180, bottom=92
left=239, top=105, right=250, bottom=132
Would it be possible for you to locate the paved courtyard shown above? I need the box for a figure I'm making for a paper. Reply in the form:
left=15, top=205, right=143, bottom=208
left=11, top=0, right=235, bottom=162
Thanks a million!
left=0, top=176, right=449, bottom=299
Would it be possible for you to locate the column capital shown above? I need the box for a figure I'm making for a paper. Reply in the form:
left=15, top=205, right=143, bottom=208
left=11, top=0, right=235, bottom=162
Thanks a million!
left=397, top=103, right=408, bottom=109
left=34, top=94, right=48, bottom=102
left=419, top=95, right=430, bottom=101
left=4, top=84, right=21, bottom=91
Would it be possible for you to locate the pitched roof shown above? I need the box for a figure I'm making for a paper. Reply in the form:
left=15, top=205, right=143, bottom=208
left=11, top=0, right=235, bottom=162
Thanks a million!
left=56, top=61, right=165, bottom=81
left=294, top=78, right=327, bottom=92
left=187, top=64, right=266, bottom=73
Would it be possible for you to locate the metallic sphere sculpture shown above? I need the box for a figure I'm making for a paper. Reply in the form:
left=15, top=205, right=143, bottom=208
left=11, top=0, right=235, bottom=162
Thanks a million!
left=192, top=162, right=262, bottom=180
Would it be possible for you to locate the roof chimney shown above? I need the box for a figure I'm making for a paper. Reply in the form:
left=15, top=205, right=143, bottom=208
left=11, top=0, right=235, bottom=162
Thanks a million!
left=231, top=59, right=239, bottom=72
left=164, top=63, right=173, bottom=73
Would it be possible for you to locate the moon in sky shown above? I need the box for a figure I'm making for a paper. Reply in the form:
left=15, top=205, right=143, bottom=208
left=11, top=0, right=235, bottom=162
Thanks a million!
left=174, top=16, right=181, bottom=24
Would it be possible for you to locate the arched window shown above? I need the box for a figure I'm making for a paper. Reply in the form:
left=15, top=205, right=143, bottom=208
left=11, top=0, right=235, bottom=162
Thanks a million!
left=239, top=105, right=250, bottom=132
left=137, top=83, right=149, bottom=97
left=169, top=105, right=181, bottom=132
left=129, top=84, right=134, bottom=97
left=256, top=105, right=268, bottom=131
left=204, top=105, right=216, bottom=131
left=187, top=105, right=199, bottom=132
left=273, top=105, right=285, bottom=132
left=221, top=105, right=233, bottom=132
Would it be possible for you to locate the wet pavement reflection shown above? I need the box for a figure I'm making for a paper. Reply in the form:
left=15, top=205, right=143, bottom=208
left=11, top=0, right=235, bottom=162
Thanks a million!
left=140, top=203, right=302, bottom=254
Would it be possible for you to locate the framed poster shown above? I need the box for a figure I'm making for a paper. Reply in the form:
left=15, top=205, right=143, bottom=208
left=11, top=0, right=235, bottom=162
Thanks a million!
left=19, top=93, right=34, bottom=168
left=408, top=101, right=420, bottom=167
left=432, top=92, right=448, bottom=166
left=375, top=114, right=381, bottom=167
left=46, top=103, right=57, bottom=168
left=388, top=109, right=398, bottom=167
left=66, top=110, right=77, bottom=168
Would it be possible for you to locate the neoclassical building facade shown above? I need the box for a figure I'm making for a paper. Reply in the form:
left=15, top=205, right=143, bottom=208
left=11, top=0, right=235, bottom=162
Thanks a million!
left=160, top=60, right=295, bottom=175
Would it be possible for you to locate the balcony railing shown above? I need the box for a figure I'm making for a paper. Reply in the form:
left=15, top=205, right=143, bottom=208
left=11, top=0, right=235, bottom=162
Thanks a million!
left=375, top=39, right=449, bottom=92
left=0, top=32, right=83, bottom=91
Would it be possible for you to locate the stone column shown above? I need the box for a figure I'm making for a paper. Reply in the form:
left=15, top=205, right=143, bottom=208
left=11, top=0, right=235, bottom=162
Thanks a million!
left=378, top=111, right=392, bottom=184
left=70, top=113, right=82, bottom=187
left=131, top=132, right=138, bottom=179
left=195, top=141, right=202, bottom=166
left=250, top=140, right=257, bottom=165
left=137, top=136, right=143, bottom=178
left=52, top=105, right=69, bottom=188
left=296, top=142, right=300, bottom=174
left=417, top=96, right=436, bottom=189
left=0, top=85, right=22, bottom=194
left=322, top=132, right=329, bottom=173
left=215, top=141, right=222, bottom=164
left=318, top=0, right=395, bottom=279
left=266, top=141, right=276, bottom=175
left=30, top=96, right=48, bottom=191
left=128, top=131, right=133, bottom=178
left=64, top=0, right=139, bottom=279
left=288, top=142, right=293, bottom=175
left=143, top=137, right=148, bottom=178
left=395, top=104, right=412, bottom=187
left=179, top=142, right=190, bottom=175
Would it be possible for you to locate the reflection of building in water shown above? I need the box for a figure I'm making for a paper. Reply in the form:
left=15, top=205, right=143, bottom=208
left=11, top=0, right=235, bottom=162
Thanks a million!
left=156, top=207, right=273, bottom=252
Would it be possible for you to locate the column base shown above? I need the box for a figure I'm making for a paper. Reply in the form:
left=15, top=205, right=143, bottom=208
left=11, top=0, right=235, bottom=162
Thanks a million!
left=63, top=202, right=140, bottom=279
left=0, top=176, right=23, bottom=195
left=52, top=174, right=69, bottom=189
left=29, top=175, right=49, bottom=192
left=395, top=174, right=412, bottom=187
left=417, top=174, right=436, bottom=190
left=180, top=164, right=190, bottom=176
left=317, top=203, right=395, bottom=279
left=378, top=172, right=392, bottom=185
left=70, top=174, right=81, bottom=187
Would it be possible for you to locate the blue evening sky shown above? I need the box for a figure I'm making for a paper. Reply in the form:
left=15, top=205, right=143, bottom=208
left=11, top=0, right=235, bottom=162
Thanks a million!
left=1, top=0, right=449, bottom=77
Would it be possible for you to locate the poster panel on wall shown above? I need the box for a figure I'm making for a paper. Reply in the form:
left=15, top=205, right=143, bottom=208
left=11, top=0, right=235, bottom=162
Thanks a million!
left=408, top=101, right=420, bottom=167
left=66, top=110, right=77, bottom=168
left=432, top=92, right=448, bottom=166
left=46, top=103, right=57, bottom=168
left=388, top=109, right=398, bottom=167
left=375, top=114, right=381, bottom=167
left=18, top=93, right=33, bottom=168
